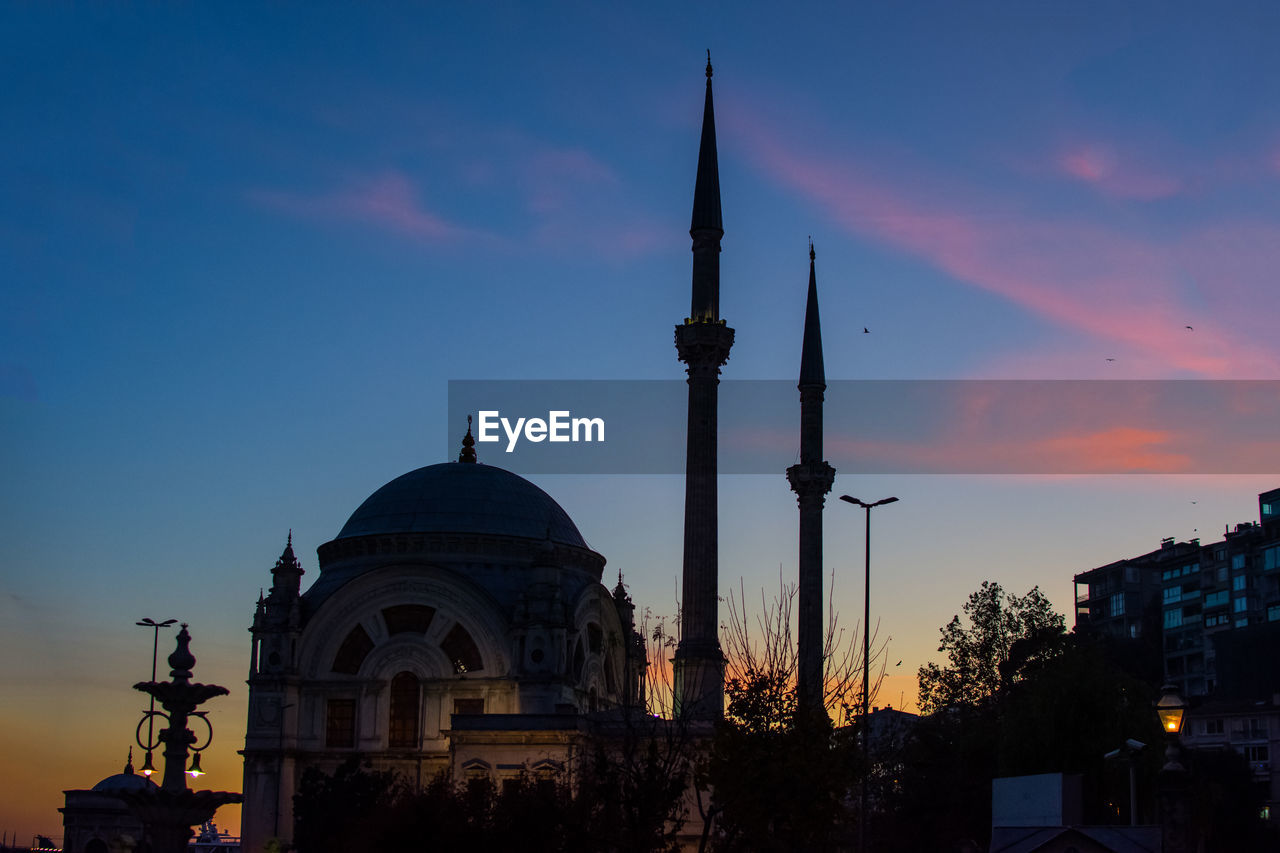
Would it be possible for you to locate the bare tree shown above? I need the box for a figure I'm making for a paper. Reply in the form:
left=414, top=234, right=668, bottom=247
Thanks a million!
left=721, top=570, right=890, bottom=726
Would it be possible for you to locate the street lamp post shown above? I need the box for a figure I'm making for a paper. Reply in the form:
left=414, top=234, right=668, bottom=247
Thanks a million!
left=1155, top=684, right=1191, bottom=853
left=136, top=618, right=178, bottom=776
left=840, top=494, right=898, bottom=853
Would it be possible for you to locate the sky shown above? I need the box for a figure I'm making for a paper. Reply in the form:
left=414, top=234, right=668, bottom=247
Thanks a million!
left=4, top=1, right=1280, bottom=844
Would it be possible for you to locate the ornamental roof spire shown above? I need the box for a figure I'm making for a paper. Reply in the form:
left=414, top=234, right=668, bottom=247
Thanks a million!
left=459, top=414, right=477, bottom=463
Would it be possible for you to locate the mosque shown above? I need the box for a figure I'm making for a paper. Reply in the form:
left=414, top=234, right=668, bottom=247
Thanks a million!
left=238, top=56, right=835, bottom=852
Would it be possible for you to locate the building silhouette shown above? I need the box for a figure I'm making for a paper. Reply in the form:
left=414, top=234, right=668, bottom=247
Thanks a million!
left=238, top=59, right=834, bottom=850
left=1074, top=488, right=1280, bottom=699
left=1074, top=487, right=1280, bottom=822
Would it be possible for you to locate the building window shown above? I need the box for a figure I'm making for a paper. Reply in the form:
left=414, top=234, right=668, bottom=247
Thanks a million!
left=1269, top=605, right=1280, bottom=622
left=1164, top=609, right=1183, bottom=629
left=1233, top=597, right=1249, bottom=613
left=1233, top=575, right=1248, bottom=591
left=1205, top=590, right=1229, bottom=608
left=1244, top=744, right=1269, bottom=763
left=332, top=625, right=375, bottom=675
left=1203, top=718, right=1224, bottom=735
left=453, top=697, right=484, bottom=715
left=1264, top=546, right=1279, bottom=571
left=1235, top=617, right=1248, bottom=628
left=1215, top=547, right=1227, bottom=561
left=1232, top=554, right=1246, bottom=570
left=1263, top=502, right=1276, bottom=518
left=1163, top=586, right=1181, bottom=604
left=388, top=672, right=420, bottom=748
left=1109, top=592, right=1125, bottom=617
left=441, top=624, right=484, bottom=674
left=326, top=698, right=356, bottom=748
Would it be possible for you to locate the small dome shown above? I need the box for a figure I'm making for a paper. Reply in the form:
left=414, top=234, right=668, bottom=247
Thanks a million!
left=91, top=769, right=157, bottom=793
left=336, top=463, right=587, bottom=549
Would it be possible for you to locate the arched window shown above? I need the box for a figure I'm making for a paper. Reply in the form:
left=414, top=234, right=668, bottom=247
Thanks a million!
left=388, top=671, right=420, bottom=748
left=441, top=623, right=484, bottom=673
left=331, top=625, right=374, bottom=675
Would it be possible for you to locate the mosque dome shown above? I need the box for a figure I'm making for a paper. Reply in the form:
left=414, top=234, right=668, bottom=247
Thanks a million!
left=334, top=462, right=588, bottom=549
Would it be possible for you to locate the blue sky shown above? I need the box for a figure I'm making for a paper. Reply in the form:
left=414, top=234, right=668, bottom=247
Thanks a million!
left=4, top=2, right=1280, bottom=842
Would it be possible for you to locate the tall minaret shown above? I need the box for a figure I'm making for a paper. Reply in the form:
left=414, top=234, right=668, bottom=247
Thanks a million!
left=673, top=52, right=735, bottom=720
left=787, top=243, right=836, bottom=718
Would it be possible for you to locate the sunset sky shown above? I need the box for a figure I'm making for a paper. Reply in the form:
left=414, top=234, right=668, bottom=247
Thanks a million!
left=4, top=2, right=1280, bottom=844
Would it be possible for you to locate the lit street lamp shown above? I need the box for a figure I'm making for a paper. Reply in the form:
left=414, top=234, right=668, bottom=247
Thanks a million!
left=136, top=617, right=178, bottom=776
left=840, top=494, right=898, bottom=853
left=1155, top=683, right=1191, bottom=853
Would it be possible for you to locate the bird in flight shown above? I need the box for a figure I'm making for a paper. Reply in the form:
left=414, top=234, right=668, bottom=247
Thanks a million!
left=1185, top=325, right=1194, bottom=330
left=1105, top=357, right=1116, bottom=362
left=863, top=327, right=870, bottom=334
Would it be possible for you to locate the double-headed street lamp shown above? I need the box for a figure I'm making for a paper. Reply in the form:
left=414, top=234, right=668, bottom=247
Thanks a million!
left=136, top=617, right=178, bottom=776
left=840, top=494, right=898, bottom=853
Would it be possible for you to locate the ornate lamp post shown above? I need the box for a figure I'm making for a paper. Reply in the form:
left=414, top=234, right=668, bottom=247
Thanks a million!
left=121, top=623, right=242, bottom=853
left=1155, top=683, right=1192, bottom=853
left=840, top=494, right=898, bottom=853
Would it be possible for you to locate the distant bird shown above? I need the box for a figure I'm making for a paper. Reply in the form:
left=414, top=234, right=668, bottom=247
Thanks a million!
left=895, top=660, right=902, bottom=667
left=863, top=327, right=870, bottom=334
left=1185, top=325, right=1194, bottom=330
left=1105, top=357, right=1116, bottom=362
left=1191, top=500, right=1197, bottom=504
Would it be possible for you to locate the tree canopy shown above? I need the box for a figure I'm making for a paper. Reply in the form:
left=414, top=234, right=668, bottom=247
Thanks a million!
left=916, top=581, right=1065, bottom=714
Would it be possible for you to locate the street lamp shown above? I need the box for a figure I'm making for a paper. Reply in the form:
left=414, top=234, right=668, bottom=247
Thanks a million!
left=1155, top=684, right=1188, bottom=770
left=840, top=494, right=898, bottom=853
left=1155, top=683, right=1191, bottom=853
left=136, top=617, right=178, bottom=776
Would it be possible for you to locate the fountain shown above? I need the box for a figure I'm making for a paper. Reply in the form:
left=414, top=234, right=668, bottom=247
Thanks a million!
left=119, top=623, right=242, bottom=853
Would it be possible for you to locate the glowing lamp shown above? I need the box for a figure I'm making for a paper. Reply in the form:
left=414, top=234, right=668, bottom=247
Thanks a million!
left=140, top=750, right=156, bottom=776
left=1155, top=684, right=1186, bottom=735
left=187, top=750, right=205, bottom=778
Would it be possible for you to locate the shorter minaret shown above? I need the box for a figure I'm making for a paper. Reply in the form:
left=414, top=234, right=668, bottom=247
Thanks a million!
left=787, top=242, right=836, bottom=718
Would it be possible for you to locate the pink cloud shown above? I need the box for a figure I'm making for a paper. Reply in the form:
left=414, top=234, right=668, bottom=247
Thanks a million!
left=1056, top=143, right=1182, bottom=200
left=249, top=172, right=472, bottom=243
left=730, top=115, right=1280, bottom=378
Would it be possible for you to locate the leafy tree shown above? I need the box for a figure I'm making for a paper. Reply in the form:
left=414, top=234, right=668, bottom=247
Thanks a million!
left=917, top=581, right=1064, bottom=714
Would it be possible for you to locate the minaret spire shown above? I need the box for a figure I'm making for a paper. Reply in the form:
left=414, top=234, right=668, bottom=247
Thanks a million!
left=674, top=55, right=735, bottom=721
left=788, top=243, right=836, bottom=719
left=689, top=49, right=723, bottom=323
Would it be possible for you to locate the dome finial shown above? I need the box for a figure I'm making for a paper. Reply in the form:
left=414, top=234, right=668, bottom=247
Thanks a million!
left=124, top=746, right=135, bottom=775
left=459, top=414, right=477, bottom=463
left=287, top=529, right=292, bottom=547
left=809, top=236, right=815, bottom=262
left=706, top=49, right=713, bottom=79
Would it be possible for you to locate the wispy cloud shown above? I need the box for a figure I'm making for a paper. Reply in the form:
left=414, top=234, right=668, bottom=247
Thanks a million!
left=731, top=113, right=1280, bottom=378
left=248, top=171, right=474, bottom=243
left=522, top=147, right=619, bottom=214
left=1055, top=142, right=1183, bottom=200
